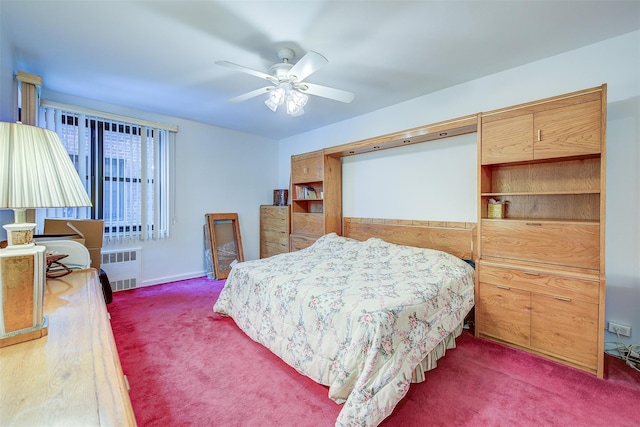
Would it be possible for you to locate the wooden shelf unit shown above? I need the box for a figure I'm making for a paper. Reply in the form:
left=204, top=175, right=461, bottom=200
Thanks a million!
left=289, top=150, right=342, bottom=251
left=476, top=84, right=607, bottom=378
left=480, top=155, right=601, bottom=221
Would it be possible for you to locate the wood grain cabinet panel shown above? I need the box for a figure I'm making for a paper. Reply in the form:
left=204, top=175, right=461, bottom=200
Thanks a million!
left=478, top=282, right=531, bottom=347
left=534, top=100, right=601, bottom=159
left=260, top=205, right=290, bottom=258
left=478, top=263, right=599, bottom=303
left=291, top=151, right=324, bottom=183
left=481, top=220, right=600, bottom=269
left=481, top=114, right=534, bottom=164
left=291, top=212, right=323, bottom=236
left=479, top=262, right=601, bottom=371
left=531, top=294, right=599, bottom=368
left=481, top=91, right=602, bottom=166
left=476, top=85, right=607, bottom=378
left=289, top=234, right=318, bottom=252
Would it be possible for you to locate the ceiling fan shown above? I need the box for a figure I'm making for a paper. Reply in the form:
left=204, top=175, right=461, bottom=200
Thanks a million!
left=216, top=47, right=355, bottom=116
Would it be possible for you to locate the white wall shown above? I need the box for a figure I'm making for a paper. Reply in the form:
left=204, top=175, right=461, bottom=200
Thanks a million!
left=0, top=16, right=18, bottom=237
left=342, top=133, right=477, bottom=221
left=0, top=15, right=16, bottom=122
left=279, top=31, right=640, bottom=346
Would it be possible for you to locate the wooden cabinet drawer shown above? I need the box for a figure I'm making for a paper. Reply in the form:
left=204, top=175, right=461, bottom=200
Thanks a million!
left=290, top=234, right=317, bottom=252
left=531, top=293, right=599, bottom=368
left=261, top=231, right=289, bottom=258
left=478, top=264, right=599, bottom=303
left=260, top=205, right=289, bottom=226
left=291, top=213, right=323, bottom=236
left=481, top=220, right=599, bottom=269
left=477, top=282, right=531, bottom=347
left=291, top=152, right=323, bottom=183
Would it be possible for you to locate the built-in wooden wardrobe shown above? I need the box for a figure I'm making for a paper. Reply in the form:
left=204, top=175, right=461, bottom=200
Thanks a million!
left=280, top=85, right=607, bottom=377
left=476, top=84, right=607, bottom=378
left=289, top=150, right=341, bottom=251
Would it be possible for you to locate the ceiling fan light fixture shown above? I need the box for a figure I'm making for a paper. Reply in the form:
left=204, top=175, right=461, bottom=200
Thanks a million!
left=264, top=97, right=279, bottom=112
left=265, top=83, right=308, bottom=116
left=287, top=89, right=308, bottom=114
left=218, top=47, right=353, bottom=116
left=289, top=106, right=305, bottom=117
left=269, top=86, right=286, bottom=105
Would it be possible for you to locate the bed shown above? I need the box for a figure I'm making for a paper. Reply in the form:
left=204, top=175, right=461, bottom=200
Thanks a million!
left=213, top=219, right=475, bottom=427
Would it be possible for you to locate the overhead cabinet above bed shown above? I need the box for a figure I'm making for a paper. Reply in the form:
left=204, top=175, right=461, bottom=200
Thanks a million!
left=476, top=84, right=607, bottom=378
left=480, top=92, right=602, bottom=163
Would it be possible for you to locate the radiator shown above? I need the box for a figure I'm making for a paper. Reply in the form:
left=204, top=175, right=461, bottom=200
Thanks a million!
left=101, top=248, right=142, bottom=292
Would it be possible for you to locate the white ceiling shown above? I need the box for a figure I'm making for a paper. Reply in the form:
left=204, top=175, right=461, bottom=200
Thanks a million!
left=2, top=1, right=639, bottom=140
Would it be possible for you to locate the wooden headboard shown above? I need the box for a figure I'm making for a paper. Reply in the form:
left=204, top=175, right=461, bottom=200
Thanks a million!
left=343, top=217, right=476, bottom=260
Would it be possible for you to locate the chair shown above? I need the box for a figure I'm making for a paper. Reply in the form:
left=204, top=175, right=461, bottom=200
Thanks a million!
left=40, top=239, right=113, bottom=304
left=40, top=240, right=91, bottom=271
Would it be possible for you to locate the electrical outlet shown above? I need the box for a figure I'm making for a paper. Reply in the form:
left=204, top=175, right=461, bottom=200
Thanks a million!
left=608, top=321, right=632, bottom=337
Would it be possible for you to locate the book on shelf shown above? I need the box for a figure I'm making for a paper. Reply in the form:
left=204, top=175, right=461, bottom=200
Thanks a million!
left=305, top=186, right=317, bottom=199
left=297, top=186, right=318, bottom=199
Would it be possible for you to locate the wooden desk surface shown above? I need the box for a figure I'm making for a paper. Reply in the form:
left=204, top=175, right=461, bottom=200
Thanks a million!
left=0, top=269, right=137, bottom=426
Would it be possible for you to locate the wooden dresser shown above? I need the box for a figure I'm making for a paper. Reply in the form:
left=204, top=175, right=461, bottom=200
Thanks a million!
left=260, top=205, right=290, bottom=258
left=476, top=85, right=607, bottom=377
left=0, top=269, right=137, bottom=425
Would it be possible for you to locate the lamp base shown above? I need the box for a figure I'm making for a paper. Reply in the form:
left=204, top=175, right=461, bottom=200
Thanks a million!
left=3, top=222, right=37, bottom=247
left=0, top=316, right=48, bottom=348
left=0, top=243, right=47, bottom=347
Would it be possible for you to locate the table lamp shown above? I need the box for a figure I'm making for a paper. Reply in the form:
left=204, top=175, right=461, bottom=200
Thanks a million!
left=0, top=122, right=92, bottom=347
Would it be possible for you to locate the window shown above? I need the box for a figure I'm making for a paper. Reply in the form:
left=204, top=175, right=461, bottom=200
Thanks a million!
left=39, top=102, right=176, bottom=241
left=104, top=157, right=127, bottom=222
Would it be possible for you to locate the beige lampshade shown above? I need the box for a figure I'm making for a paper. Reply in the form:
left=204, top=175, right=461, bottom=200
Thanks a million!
left=0, top=122, right=92, bottom=209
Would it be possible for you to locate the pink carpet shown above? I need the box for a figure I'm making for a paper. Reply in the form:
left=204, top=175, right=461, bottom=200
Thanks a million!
left=109, top=276, right=639, bottom=426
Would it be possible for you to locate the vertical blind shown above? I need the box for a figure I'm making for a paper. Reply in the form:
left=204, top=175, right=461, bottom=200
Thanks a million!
left=39, top=103, right=176, bottom=242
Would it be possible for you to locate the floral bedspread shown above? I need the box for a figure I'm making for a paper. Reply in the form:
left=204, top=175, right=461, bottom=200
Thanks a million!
left=213, top=233, right=475, bottom=426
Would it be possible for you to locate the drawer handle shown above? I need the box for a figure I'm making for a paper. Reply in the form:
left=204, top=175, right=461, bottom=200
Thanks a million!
left=553, top=296, right=572, bottom=302
left=523, top=271, right=540, bottom=276
left=537, top=129, right=542, bottom=142
left=303, top=167, right=309, bottom=174
left=497, top=285, right=511, bottom=290
left=526, top=222, right=542, bottom=226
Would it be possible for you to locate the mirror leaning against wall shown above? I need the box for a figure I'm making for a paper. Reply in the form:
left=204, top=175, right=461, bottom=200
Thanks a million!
left=205, top=213, right=244, bottom=279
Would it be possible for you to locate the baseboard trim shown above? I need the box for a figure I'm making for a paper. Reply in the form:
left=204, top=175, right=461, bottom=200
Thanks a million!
left=140, top=271, right=209, bottom=288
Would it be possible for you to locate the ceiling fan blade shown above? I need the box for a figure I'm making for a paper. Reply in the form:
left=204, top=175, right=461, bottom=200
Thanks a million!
left=229, top=86, right=272, bottom=103
left=298, top=83, right=355, bottom=103
left=216, top=61, right=276, bottom=82
left=287, top=51, right=328, bottom=83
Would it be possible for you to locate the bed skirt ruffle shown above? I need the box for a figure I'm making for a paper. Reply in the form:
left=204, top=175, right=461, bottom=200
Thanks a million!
left=411, top=322, right=464, bottom=383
